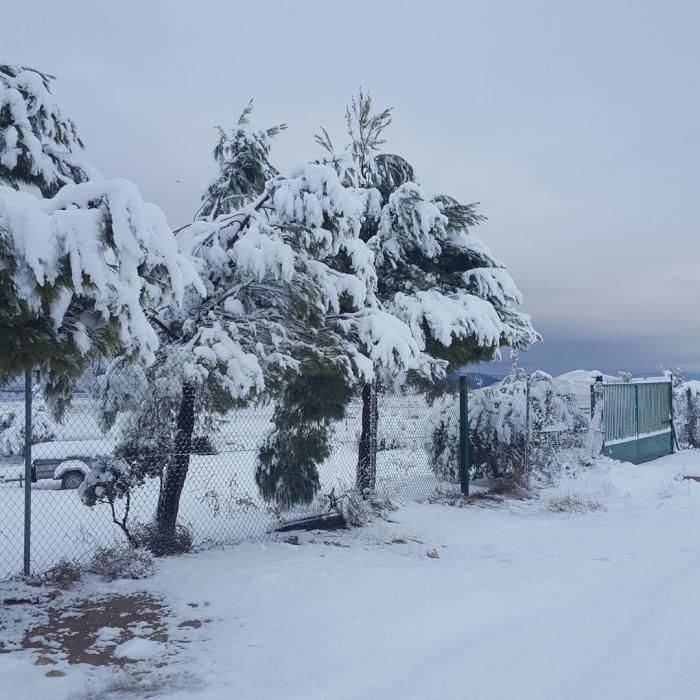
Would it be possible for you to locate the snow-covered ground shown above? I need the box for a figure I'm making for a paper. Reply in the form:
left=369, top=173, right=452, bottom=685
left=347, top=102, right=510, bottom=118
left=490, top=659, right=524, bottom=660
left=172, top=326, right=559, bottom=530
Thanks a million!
left=2, top=450, right=700, bottom=699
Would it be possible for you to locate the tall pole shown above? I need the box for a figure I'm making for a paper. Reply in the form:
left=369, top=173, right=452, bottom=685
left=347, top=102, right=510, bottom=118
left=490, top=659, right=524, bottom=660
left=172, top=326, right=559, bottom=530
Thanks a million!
left=459, top=375, right=469, bottom=496
left=23, top=368, right=32, bottom=576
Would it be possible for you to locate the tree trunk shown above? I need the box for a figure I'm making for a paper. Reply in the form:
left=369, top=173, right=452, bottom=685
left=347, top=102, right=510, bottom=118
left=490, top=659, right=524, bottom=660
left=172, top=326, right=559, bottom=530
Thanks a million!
left=156, top=383, right=195, bottom=541
left=356, top=382, right=378, bottom=496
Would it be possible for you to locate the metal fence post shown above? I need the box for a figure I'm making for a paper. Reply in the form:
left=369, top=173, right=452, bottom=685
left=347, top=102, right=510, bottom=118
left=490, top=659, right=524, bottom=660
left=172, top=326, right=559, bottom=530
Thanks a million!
left=634, top=383, right=640, bottom=463
left=23, top=368, right=32, bottom=576
left=524, top=373, right=531, bottom=486
left=669, top=380, right=675, bottom=454
left=370, top=380, right=378, bottom=484
left=459, top=375, right=469, bottom=496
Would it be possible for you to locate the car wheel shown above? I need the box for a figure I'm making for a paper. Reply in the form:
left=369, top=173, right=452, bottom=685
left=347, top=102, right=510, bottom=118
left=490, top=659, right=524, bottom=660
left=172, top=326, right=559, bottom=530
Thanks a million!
left=61, top=471, right=85, bottom=490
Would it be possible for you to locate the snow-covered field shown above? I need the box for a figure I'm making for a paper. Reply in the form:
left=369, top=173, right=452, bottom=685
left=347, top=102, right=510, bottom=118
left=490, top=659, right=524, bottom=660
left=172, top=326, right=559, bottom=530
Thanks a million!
left=2, top=450, right=700, bottom=699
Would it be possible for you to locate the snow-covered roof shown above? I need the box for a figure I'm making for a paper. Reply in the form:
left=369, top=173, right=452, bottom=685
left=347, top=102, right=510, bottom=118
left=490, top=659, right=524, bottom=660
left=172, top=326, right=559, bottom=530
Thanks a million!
left=556, top=370, right=617, bottom=385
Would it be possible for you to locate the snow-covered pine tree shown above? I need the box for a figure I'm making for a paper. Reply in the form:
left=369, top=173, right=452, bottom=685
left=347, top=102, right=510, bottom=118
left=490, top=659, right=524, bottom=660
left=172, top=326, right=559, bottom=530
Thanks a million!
left=96, top=104, right=421, bottom=545
left=314, top=92, right=540, bottom=492
left=0, top=64, right=201, bottom=414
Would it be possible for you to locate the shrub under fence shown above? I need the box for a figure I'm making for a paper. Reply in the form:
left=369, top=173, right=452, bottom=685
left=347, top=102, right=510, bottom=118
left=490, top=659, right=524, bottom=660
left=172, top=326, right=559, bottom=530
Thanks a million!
left=430, top=370, right=593, bottom=485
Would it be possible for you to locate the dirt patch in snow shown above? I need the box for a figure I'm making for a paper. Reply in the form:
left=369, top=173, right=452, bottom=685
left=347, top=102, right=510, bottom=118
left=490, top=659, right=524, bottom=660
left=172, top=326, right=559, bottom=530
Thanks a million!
left=21, top=592, right=169, bottom=667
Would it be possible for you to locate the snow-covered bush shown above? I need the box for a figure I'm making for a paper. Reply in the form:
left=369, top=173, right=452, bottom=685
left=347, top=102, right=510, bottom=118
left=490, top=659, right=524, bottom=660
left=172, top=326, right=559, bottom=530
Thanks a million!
left=430, top=370, right=588, bottom=483
left=88, top=545, right=154, bottom=581
left=79, top=457, right=132, bottom=508
left=339, top=489, right=373, bottom=527
left=0, top=392, right=56, bottom=455
left=79, top=456, right=141, bottom=545
left=130, top=521, right=193, bottom=557
left=527, top=371, right=590, bottom=476
left=38, top=559, right=83, bottom=589
left=674, top=380, right=700, bottom=449
left=338, top=489, right=395, bottom=527
left=548, top=493, right=605, bottom=514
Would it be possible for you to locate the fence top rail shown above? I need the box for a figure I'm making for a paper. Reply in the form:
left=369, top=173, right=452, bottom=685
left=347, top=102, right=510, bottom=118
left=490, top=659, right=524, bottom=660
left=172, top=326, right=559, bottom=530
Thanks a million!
left=601, top=378, right=671, bottom=387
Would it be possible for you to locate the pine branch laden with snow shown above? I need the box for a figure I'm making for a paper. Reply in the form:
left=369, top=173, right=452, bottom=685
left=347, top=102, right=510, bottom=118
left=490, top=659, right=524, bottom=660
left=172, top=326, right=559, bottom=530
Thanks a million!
left=0, top=179, right=202, bottom=395
left=0, top=65, right=94, bottom=197
left=195, top=101, right=287, bottom=221
left=372, top=191, right=541, bottom=363
left=175, top=159, right=424, bottom=405
left=373, top=182, right=446, bottom=264
left=391, top=290, right=503, bottom=351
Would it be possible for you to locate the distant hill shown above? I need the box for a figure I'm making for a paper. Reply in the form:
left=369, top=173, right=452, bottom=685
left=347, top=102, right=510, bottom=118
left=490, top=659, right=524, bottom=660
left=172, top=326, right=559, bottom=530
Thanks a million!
left=447, top=371, right=502, bottom=390
left=466, top=372, right=501, bottom=389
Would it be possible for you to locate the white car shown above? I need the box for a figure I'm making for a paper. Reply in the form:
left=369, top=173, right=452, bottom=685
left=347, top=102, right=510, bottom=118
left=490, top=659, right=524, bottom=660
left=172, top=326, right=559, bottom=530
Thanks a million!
left=0, top=446, right=108, bottom=489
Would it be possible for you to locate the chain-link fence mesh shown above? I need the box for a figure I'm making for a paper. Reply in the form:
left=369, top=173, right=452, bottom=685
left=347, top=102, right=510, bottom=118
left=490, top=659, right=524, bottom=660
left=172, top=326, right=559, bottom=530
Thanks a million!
left=0, top=372, right=453, bottom=578
left=529, top=375, right=595, bottom=478
left=1, top=368, right=606, bottom=578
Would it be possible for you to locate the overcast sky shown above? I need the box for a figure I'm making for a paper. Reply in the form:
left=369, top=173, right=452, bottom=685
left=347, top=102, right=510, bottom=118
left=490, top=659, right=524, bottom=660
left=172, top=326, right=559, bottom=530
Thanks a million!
left=5, top=0, right=699, bottom=375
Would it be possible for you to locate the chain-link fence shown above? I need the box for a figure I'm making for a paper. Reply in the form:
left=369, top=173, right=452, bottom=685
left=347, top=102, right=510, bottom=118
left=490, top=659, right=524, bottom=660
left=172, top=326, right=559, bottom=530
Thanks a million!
left=1, top=367, right=606, bottom=578
left=0, top=372, right=453, bottom=578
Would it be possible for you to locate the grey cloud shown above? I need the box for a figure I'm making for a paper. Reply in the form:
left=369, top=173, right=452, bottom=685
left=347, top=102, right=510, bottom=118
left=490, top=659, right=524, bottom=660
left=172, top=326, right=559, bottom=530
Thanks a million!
left=4, top=0, right=699, bottom=373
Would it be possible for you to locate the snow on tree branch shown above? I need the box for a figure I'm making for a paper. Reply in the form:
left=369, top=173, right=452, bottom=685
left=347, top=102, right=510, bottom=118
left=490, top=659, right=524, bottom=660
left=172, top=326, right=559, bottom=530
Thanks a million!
left=0, top=65, right=95, bottom=196
left=373, top=182, right=446, bottom=264
left=196, top=101, right=286, bottom=221
left=464, top=267, right=523, bottom=307
left=392, top=290, right=503, bottom=350
left=0, top=179, right=202, bottom=368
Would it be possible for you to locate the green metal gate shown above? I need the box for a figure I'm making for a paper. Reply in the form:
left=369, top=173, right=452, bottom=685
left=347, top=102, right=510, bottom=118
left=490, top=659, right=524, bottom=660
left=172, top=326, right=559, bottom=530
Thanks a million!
left=600, top=381, right=673, bottom=464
